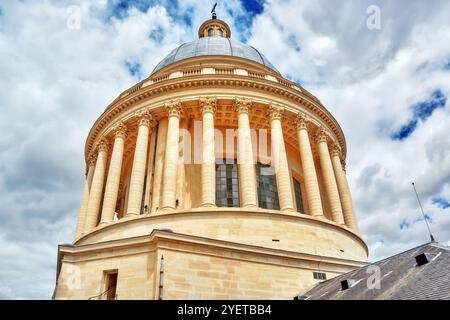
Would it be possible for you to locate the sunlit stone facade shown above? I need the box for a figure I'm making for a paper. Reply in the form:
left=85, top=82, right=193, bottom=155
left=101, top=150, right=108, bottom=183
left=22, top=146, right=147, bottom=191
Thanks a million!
left=53, top=17, right=367, bottom=300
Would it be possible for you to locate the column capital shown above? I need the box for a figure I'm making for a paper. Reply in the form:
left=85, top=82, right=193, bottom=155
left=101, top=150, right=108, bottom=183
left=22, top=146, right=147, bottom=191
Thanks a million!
left=314, top=127, right=329, bottom=144
left=267, top=103, right=284, bottom=121
left=88, top=153, right=97, bottom=166
left=199, top=96, right=217, bottom=115
left=234, top=97, right=252, bottom=114
left=96, top=138, right=109, bottom=153
left=136, top=108, right=156, bottom=128
left=165, top=100, right=183, bottom=118
left=330, top=142, right=341, bottom=158
left=113, top=121, right=128, bottom=139
left=295, top=113, right=311, bottom=130
left=85, top=153, right=97, bottom=176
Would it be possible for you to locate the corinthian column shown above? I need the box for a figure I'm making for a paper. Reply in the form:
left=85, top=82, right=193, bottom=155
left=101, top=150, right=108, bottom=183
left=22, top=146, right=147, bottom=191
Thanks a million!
left=268, top=104, right=294, bottom=212
left=330, top=144, right=359, bottom=232
left=295, top=114, right=324, bottom=218
left=84, top=139, right=109, bottom=233
left=235, top=98, right=257, bottom=208
left=315, top=128, right=345, bottom=225
left=100, top=122, right=127, bottom=225
left=200, top=97, right=217, bottom=207
left=161, top=100, right=182, bottom=210
left=75, top=155, right=96, bottom=237
left=126, top=110, right=154, bottom=217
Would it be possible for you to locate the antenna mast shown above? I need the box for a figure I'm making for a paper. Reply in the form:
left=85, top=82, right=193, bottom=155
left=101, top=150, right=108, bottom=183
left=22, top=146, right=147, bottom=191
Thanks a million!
left=412, top=182, right=436, bottom=243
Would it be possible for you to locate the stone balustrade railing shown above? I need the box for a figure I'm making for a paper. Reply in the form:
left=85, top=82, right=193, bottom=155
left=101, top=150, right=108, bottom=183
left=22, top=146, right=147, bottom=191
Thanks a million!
left=118, top=66, right=322, bottom=104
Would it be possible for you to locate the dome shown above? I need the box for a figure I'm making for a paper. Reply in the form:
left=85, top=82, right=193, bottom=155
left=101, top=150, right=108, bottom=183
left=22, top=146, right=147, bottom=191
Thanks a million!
left=57, top=11, right=365, bottom=302
left=151, top=37, right=280, bottom=75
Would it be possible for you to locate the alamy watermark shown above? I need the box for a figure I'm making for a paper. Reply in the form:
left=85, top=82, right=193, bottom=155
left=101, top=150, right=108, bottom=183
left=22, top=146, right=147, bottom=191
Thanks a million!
left=64, top=264, right=81, bottom=290
left=366, top=5, right=381, bottom=30
left=67, top=5, right=81, bottom=30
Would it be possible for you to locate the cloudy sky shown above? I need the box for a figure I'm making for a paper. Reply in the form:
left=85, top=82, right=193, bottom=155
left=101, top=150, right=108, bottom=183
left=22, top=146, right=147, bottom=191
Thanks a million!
left=0, top=0, right=449, bottom=299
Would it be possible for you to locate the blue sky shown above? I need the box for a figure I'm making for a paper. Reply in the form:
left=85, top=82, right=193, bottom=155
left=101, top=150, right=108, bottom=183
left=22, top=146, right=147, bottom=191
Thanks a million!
left=391, top=90, right=447, bottom=140
left=0, top=0, right=450, bottom=299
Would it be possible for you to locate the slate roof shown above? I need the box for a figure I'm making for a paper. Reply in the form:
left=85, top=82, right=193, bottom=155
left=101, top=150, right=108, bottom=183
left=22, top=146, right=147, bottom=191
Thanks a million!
left=296, top=242, right=450, bottom=300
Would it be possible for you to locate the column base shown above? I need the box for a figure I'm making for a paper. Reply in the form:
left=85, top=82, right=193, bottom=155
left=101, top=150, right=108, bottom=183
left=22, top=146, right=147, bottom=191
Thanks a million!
left=160, top=206, right=176, bottom=212
left=200, top=203, right=216, bottom=208
left=124, top=212, right=140, bottom=219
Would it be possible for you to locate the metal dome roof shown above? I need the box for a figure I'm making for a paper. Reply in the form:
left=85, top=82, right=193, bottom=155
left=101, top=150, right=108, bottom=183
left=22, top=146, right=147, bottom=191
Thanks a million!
left=151, top=37, right=279, bottom=75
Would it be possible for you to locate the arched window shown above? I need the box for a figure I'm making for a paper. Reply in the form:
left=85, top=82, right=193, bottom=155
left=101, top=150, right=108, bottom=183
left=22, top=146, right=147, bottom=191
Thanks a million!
left=256, top=163, right=280, bottom=210
left=208, top=28, right=214, bottom=37
left=293, top=178, right=304, bottom=213
left=216, top=159, right=240, bottom=207
left=217, top=29, right=223, bottom=37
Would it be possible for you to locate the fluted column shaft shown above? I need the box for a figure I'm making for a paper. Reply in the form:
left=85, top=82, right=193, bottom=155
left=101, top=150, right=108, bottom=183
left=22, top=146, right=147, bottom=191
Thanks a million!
left=75, top=159, right=95, bottom=237
left=161, top=101, right=182, bottom=210
left=176, top=119, right=188, bottom=209
left=235, top=98, right=257, bottom=208
left=100, top=123, right=127, bottom=224
left=316, top=130, right=345, bottom=225
left=268, top=105, right=294, bottom=212
left=84, top=140, right=108, bottom=233
left=295, top=115, right=324, bottom=217
left=331, top=148, right=359, bottom=232
left=151, top=118, right=168, bottom=212
left=200, top=97, right=217, bottom=207
left=126, top=111, right=153, bottom=217
left=144, top=131, right=157, bottom=212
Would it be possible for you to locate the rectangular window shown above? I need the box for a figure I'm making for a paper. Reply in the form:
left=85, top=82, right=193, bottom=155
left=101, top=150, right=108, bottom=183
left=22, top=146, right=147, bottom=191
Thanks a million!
left=216, top=159, right=240, bottom=207
left=256, top=163, right=280, bottom=210
left=293, top=178, right=304, bottom=213
left=313, top=272, right=327, bottom=280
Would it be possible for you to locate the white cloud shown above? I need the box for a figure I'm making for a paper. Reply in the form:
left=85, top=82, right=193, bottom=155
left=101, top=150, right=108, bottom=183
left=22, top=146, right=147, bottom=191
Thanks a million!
left=247, top=0, right=450, bottom=262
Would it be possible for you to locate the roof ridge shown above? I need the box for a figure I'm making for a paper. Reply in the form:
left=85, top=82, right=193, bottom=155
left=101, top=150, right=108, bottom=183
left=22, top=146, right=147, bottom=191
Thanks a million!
left=249, top=44, right=265, bottom=66
left=429, top=242, right=450, bottom=251
left=368, top=241, right=437, bottom=266
left=172, top=41, right=188, bottom=63
left=313, top=242, right=437, bottom=284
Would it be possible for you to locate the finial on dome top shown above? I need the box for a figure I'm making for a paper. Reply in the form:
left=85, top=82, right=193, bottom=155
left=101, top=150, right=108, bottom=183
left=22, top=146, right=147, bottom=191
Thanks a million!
left=211, top=2, right=217, bottom=19
left=198, top=4, right=231, bottom=39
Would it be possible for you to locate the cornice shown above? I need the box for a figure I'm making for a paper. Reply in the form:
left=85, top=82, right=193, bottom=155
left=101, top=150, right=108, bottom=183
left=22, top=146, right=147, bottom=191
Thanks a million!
left=63, top=230, right=367, bottom=268
left=84, top=73, right=347, bottom=165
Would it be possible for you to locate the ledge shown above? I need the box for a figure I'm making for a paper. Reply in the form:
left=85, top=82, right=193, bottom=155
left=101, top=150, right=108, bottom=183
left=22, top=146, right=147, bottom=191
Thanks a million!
left=66, top=229, right=367, bottom=269
left=74, top=207, right=368, bottom=256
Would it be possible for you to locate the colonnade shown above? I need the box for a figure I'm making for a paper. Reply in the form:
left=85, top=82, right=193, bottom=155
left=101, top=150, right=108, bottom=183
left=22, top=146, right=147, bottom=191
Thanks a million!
left=75, top=98, right=359, bottom=238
